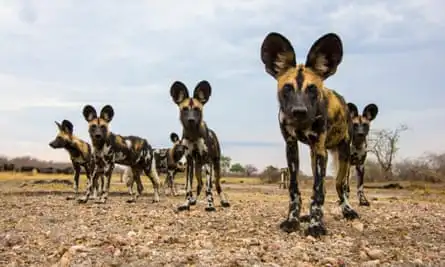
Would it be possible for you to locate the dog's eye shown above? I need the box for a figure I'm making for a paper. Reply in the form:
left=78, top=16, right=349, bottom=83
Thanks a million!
left=193, top=107, right=200, bottom=112
left=307, top=84, right=318, bottom=95
left=100, top=125, right=106, bottom=130
left=282, top=84, right=293, bottom=96
left=182, top=106, right=190, bottom=111
left=91, top=124, right=97, bottom=129
left=353, top=123, right=359, bottom=128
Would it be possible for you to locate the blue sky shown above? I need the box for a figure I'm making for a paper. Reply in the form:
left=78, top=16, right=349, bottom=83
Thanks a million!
left=0, top=0, right=444, bottom=174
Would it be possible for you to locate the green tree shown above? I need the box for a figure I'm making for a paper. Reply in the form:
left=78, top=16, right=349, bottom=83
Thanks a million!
left=230, top=163, right=245, bottom=173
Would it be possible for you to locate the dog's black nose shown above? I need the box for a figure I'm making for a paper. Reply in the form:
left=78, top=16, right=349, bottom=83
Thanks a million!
left=291, top=107, right=308, bottom=118
left=94, top=134, right=102, bottom=139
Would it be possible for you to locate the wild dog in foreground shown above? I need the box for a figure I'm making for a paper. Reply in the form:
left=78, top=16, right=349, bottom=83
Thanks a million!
left=170, top=80, right=230, bottom=211
left=279, top=167, right=290, bottom=189
left=49, top=119, right=104, bottom=200
left=260, top=32, right=359, bottom=236
left=346, top=102, right=379, bottom=206
left=78, top=105, right=161, bottom=204
left=124, top=132, right=187, bottom=196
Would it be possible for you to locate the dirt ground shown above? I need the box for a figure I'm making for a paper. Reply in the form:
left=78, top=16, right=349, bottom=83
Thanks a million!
left=0, top=176, right=444, bottom=267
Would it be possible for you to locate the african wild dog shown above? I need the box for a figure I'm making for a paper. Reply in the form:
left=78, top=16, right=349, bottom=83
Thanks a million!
left=124, top=132, right=187, bottom=197
left=260, top=32, right=359, bottom=237
left=346, top=102, right=379, bottom=206
left=170, top=80, right=230, bottom=211
left=78, top=105, right=161, bottom=204
left=49, top=119, right=103, bottom=200
left=279, top=167, right=290, bottom=189
left=155, top=132, right=187, bottom=196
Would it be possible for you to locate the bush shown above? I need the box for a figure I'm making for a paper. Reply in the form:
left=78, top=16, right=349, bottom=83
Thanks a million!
left=259, top=166, right=280, bottom=184
left=395, top=153, right=445, bottom=183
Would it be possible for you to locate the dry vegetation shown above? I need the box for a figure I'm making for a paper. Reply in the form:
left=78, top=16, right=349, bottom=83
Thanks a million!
left=1, top=171, right=444, bottom=267
left=1, top=125, right=445, bottom=266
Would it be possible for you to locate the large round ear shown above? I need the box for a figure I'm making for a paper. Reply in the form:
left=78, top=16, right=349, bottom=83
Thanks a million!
left=54, top=121, right=62, bottom=130
left=193, top=80, right=211, bottom=105
left=305, top=33, right=343, bottom=80
left=170, top=132, right=179, bottom=143
left=61, top=120, right=74, bottom=135
left=362, top=104, right=378, bottom=121
left=260, top=32, right=296, bottom=79
left=170, top=81, right=189, bottom=105
left=347, top=103, right=359, bottom=118
left=100, top=105, right=114, bottom=122
left=82, top=105, right=97, bottom=122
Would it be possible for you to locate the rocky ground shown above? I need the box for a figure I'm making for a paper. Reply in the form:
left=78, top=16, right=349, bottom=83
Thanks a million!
left=0, top=178, right=444, bottom=267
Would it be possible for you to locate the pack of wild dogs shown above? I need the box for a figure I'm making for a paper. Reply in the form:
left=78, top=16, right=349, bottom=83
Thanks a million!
left=47, top=32, right=379, bottom=238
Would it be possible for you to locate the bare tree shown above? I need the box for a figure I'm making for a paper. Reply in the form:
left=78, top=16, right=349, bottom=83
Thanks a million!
left=244, top=164, right=258, bottom=177
left=368, top=124, right=408, bottom=179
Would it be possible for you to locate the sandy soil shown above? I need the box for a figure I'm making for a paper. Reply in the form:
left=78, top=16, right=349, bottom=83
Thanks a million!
left=0, top=178, right=444, bottom=267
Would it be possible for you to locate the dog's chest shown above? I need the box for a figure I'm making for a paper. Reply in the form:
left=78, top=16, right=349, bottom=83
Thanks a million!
left=279, top=111, right=318, bottom=144
left=350, top=144, right=367, bottom=165
left=94, top=143, right=115, bottom=163
left=184, top=138, right=208, bottom=157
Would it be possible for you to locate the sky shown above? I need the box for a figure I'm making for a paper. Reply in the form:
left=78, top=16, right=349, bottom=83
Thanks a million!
left=0, top=0, right=444, bottom=175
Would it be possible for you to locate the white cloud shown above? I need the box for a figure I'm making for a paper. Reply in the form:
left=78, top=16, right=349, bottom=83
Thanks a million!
left=0, top=0, right=444, bottom=174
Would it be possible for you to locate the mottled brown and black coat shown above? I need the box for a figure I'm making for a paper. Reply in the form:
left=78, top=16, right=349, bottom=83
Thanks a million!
left=78, top=105, right=160, bottom=204
left=124, top=132, right=187, bottom=196
left=260, top=32, right=359, bottom=237
left=346, top=102, right=379, bottom=206
left=49, top=119, right=103, bottom=200
left=170, top=80, right=230, bottom=211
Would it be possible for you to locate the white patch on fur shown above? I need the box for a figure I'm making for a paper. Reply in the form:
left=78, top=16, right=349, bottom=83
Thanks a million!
left=278, top=110, right=285, bottom=123
left=177, top=153, right=187, bottom=168
left=181, top=139, right=192, bottom=156
left=115, top=151, right=126, bottom=161
left=125, top=139, right=132, bottom=148
left=196, top=138, right=207, bottom=154
left=102, top=144, right=112, bottom=156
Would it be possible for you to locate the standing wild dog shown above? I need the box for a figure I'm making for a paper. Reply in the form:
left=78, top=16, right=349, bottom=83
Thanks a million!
left=155, top=132, right=187, bottom=196
left=78, top=105, right=161, bottom=204
left=279, top=167, right=290, bottom=189
left=170, top=80, right=230, bottom=211
left=49, top=119, right=104, bottom=200
left=346, top=102, right=379, bottom=206
left=260, top=32, right=359, bottom=236
left=124, top=132, right=187, bottom=196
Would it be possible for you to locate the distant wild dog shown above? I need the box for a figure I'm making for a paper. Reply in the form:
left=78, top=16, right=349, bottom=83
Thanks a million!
left=170, top=80, right=230, bottom=211
left=346, top=102, right=379, bottom=206
left=260, top=32, right=359, bottom=236
left=49, top=119, right=103, bottom=200
left=279, top=167, right=290, bottom=189
left=124, top=132, right=187, bottom=196
left=78, top=105, right=161, bottom=204
left=155, top=132, right=187, bottom=196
